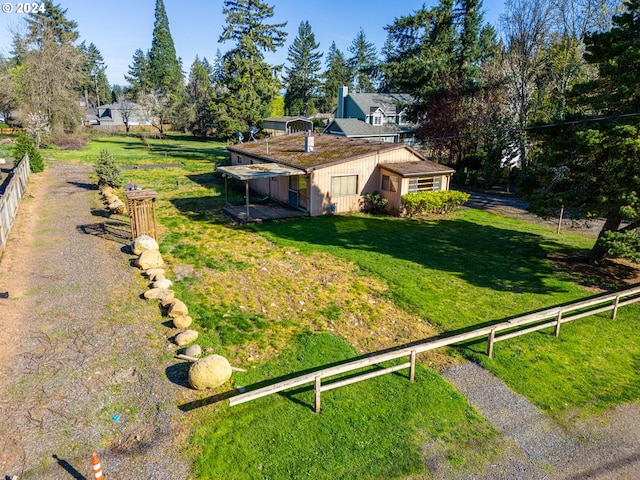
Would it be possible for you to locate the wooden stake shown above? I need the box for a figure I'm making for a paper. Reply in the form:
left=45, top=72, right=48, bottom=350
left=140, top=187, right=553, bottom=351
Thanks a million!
left=314, top=376, right=321, bottom=413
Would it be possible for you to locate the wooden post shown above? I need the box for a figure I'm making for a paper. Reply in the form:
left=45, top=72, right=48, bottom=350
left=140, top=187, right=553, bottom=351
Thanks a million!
left=314, top=376, right=321, bottom=413
left=487, top=328, right=496, bottom=359
left=557, top=204, right=564, bottom=234
left=612, top=295, right=621, bottom=319
left=245, top=180, right=250, bottom=220
left=555, top=311, right=563, bottom=337
left=409, top=350, right=416, bottom=382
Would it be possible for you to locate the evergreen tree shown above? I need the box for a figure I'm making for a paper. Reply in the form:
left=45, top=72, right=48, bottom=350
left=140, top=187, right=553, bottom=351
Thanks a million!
left=125, top=49, right=151, bottom=99
left=147, top=0, right=184, bottom=101
left=25, top=0, right=78, bottom=47
left=348, top=28, right=378, bottom=92
left=79, top=42, right=110, bottom=108
left=283, top=21, right=322, bottom=116
left=214, top=0, right=287, bottom=139
left=528, top=0, right=640, bottom=264
left=183, top=56, right=214, bottom=137
left=13, top=133, right=44, bottom=173
left=319, top=42, right=351, bottom=112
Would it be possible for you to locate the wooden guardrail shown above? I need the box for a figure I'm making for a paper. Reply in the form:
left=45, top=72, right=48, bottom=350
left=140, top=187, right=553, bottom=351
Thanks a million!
left=229, top=285, right=640, bottom=412
left=0, top=154, right=30, bottom=255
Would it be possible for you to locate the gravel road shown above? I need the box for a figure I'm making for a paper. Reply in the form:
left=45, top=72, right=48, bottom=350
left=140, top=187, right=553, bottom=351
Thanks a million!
left=0, top=162, right=191, bottom=479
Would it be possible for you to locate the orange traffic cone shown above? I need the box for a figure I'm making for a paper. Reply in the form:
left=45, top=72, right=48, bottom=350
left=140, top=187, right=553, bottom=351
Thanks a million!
left=92, top=452, right=104, bottom=479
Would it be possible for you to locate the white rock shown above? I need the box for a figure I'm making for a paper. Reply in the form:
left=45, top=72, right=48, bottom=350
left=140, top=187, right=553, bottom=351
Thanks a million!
left=174, top=329, right=198, bottom=346
left=145, top=268, right=165, bottom=279
left=188, top=355, right=232, bottom=390
left=143, top=288, right=174, bottom=302
left=184, top=344, right=202, bottom=357
left=109, top=199, right=126, bottom=214
left=153, top=278, right=173, bottom=289
left=131, top=235, right=160, bottom=255
left=136, top=250, right=164, bottom=269
left=161, top=296, right=179, bottom=309
left=173, top=315, right=193, bottom=329
left=168, top=299, right=188, bottom=318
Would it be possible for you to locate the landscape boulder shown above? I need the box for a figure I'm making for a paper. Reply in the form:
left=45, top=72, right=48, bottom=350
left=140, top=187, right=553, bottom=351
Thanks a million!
left=161, top=296, right=178, bottom=309
left=108, top=199, right=126, bottom=214
left=100, top=185, right=114, bottom=196
left=131, top=235, right=160, bottom=255
left=143, top=288, right=174, bottom=302
left=153, top=278, right=173, bottom=289
left=168, top=299, right=188, bottom=318
left=173, top=315, right=193, bottom=329
left=145, top=268, right=165, bottom=280
left=174, top=329, right=198, bottom=346
left=188, top=354, right=232, bottom=390
left=136, top=250, right=164, bottom=269
left=184, top=344, right=202, bottom=357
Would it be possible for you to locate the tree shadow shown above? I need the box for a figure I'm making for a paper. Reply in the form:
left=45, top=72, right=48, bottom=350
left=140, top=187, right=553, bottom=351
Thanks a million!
left=254, top=215, right=585, bottom=294
left=67, top=181, right=97, bottom=191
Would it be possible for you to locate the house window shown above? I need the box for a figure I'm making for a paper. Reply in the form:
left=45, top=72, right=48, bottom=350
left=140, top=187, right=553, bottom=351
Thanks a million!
left=331, top=175, right=358, bottom=196
left=236, top=155, right=243, bottom=164
left=381, top=174, right=398, bottom=192
left=373, top=114, right=382, bottom=126
left=408, top=176, right=443, bottom=193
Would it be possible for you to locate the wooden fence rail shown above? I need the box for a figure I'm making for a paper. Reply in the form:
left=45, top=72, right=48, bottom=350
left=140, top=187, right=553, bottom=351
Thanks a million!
left=229, top=284, right=640, bottom=412
left=0, top=154, right=30, bottom=256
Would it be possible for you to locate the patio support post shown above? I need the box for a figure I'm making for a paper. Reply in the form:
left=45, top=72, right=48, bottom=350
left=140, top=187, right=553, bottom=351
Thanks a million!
left=245, top=180, right=250, bottom=220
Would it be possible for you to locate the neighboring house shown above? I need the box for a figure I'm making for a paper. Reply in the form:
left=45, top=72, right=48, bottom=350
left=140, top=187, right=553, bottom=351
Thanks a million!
left=86, top=101, right=151, bottom=131
left=221, top=132, right=454, bottom=217
left=262, top=116, right=314, bottom=137
left=325, top=86, right=416, bottom=143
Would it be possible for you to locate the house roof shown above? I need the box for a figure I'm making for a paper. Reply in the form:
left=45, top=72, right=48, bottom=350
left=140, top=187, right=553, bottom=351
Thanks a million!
left=263, top=116, right=310, bottom=123
left=379, top=161, right=455, bottom=177
left=348, top=92, right=414, bottom=117
left=218, top=163, right=304, bottom=181
left=325, top=118, right=401, bottom=137
left=227, top=133, right=406, bottom=171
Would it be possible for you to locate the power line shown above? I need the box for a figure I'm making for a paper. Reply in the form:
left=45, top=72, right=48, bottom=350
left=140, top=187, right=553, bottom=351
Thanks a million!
left=422, top=112, right=640, bottom=142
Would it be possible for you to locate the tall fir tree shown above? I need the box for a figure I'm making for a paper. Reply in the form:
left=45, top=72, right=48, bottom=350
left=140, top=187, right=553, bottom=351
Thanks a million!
left=182, top=56, right=214, bottom=137
left=25, top=0, right=78, bottom=47
left=319, top=42, right=352, bottom=112
left=147, top=0, right=184, bottom=100
left=79, top=42, right=110, bottom=108
left=348, top=28, right=378, bottom=92
left=215, top=0, right=287, bottom=139
left=283, top=21, right=323, bottom=116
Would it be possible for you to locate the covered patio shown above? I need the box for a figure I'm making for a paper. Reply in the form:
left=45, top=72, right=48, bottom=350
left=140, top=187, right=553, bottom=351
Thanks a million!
left=217, top=163, right=307, bottom=223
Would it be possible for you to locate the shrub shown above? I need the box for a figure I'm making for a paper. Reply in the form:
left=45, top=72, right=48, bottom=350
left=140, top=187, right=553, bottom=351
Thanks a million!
left=94, top=149, right=123, bottom=188
left=13, top=133, right=45, bottom=173
left=361, top=191, right=389, bottom=214
left=402, top=190, right=470, bottom=217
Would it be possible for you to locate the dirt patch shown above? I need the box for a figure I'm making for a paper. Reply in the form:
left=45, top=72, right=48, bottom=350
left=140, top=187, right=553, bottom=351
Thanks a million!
left=550, top=253, right=640, bottom=292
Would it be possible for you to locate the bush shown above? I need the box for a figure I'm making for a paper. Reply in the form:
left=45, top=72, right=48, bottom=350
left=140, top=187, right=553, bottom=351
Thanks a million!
left=361, top=191, right=389, bottom=214
left=13, top=133, right=44, bottom=173
left=94, top=149, right=123, bottom=188
left=402, top=190, right=470, bottom=217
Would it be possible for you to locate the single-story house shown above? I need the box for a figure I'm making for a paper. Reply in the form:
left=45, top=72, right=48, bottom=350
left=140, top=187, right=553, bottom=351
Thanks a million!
left=85, top=101, right=152, bottom=131
left=262, top=116, right=314, bottom=137
left=220, top=132, right=454, bottom=217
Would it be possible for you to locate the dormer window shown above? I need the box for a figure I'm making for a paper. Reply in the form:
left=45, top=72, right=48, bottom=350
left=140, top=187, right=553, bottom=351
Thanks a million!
left=373, top=114, right=382, bottom=126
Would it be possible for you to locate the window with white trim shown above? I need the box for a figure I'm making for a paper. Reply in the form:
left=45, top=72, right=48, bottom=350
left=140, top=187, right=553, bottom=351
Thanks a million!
left=331, top=175, right=358, bottom=196
left=373, top=114, right=382, bottom=125
left=407, top=176, right=442, bottom=193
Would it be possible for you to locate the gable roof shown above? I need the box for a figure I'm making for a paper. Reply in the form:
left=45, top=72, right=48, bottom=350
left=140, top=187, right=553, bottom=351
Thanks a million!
left=347, top=92, right=414, bottom=117
left=325, top=118, right=401, bottom=137
left=227, top=132, right=407, bottom=171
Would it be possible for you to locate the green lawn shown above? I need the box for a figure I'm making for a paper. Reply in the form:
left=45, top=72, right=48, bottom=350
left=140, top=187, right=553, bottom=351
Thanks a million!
left=42, top=134, right=640, bottom=478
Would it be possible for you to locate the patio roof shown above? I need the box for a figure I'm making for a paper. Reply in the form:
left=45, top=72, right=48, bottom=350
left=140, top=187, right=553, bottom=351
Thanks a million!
left=217, top=163, right=304, bottom=181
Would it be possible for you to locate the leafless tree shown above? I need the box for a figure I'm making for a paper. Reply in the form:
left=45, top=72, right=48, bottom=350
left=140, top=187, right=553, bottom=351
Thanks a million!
left=116, top=93, right=136, bottom=133
left=138, top=89, right=170, bottom=135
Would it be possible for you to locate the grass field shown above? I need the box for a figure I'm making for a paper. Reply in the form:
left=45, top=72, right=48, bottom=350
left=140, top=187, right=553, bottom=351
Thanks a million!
left=38, top=133, right=640, bottom=478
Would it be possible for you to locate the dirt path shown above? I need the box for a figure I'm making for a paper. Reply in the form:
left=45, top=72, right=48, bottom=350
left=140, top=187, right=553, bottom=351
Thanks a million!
left=0, top=161, right=191, bottom=479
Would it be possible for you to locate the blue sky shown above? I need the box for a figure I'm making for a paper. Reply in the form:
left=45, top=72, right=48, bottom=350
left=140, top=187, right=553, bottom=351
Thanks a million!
left=0, top=0, right=506, bottom=86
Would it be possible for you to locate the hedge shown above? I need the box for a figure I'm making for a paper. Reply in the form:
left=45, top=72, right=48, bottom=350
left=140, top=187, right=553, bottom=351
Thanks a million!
left=401, top=190, right=470, bottom=217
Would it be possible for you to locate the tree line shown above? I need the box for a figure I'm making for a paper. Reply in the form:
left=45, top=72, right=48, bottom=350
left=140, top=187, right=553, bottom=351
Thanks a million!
left=1, top=0, right=639, bottom=264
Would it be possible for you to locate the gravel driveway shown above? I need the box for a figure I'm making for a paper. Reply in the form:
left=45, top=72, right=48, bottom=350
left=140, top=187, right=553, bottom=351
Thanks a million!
left=0, top=162, right=191, bottom=479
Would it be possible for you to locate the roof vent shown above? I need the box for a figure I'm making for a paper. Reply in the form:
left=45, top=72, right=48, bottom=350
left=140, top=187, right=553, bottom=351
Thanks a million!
left=305, top=135, right=315, bottom=153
